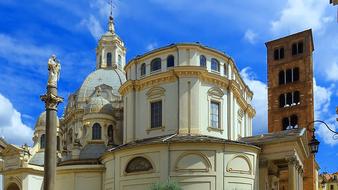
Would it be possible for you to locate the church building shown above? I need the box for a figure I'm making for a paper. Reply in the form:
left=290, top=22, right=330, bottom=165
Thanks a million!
left=0, top=16, right=317, bottom=190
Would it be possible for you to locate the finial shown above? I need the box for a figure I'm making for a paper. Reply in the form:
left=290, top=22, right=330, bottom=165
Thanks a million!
left=108, top=0, right=115, bottom=33
left=108, top=15, right=115, bottom=33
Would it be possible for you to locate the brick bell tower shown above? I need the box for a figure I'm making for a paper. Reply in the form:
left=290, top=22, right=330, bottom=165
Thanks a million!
left=265, top=29, right=316, bottom=190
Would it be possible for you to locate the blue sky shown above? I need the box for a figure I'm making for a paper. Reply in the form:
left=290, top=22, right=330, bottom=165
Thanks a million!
left=0, top=0, right=337, bottom=173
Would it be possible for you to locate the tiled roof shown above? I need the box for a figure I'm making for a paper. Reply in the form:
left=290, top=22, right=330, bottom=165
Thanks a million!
left=79, top=143, right=106, bottom=159
left=28, top=152, right=45, bottom=166
left=240, top=128, right=306, bottom=145
left=108, top=134, right=258, bottom=152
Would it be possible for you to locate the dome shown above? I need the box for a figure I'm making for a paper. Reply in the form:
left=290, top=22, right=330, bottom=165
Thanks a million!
left=77, top=69, right=126, bottom=103
left=35, top=111, right=60, bottom=130
left=85, top=96, right=113, bottom=114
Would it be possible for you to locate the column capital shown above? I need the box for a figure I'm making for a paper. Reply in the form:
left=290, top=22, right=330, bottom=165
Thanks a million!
left=40, top=91, right=63, bottom=110
left=286, top=155, right=297, bottom=165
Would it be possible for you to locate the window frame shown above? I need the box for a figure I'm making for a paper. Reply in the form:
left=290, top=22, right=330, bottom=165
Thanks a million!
left=274, top=47, right=285, bottom=60
left=200, top=55, right=207, bottom=68
left=107, top=52, right=112, bottom=67
left=166, top=55, right=174, bottom=68
left=150, top=100, right=162, bottom=129
left=40, top=134, right=46, bottom=149
left=211, top=58, right=220, bottom=72
left=150, top=58, right=162, bottom=72
left=207, top=87, right=224, bottom=132
left=210, top=101, right=220, bottom=129
left=140, top=63, right=146, bottom=77
left=92, top=123, right=102, bottom=140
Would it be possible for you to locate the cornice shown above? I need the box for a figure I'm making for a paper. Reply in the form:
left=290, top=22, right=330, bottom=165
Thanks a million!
left=119, top=67, right=255, bottom=117
left=124, top=44, right=253, bottom=97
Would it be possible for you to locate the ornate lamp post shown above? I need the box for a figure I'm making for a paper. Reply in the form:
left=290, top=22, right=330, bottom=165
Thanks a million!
left=40, top=55, right=63, bottom=190
left=307, top=120, right=338, bottom=155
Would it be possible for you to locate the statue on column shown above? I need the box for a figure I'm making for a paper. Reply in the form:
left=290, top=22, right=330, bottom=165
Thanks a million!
left=47, top=55, right=61, bottom=87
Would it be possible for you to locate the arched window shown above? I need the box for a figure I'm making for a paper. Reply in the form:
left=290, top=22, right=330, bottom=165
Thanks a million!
left=292, top=43, right=297, bottom=55
left=167, top=55, right=174, bottom=67
left=294, top=91, right=300, bottom=104
left=92, top=123, right=102, bottom=140
left=125, top=157, right=153, bottom=173
left=285, top=69, right=292, bottom=83
left=279, top=70, right=285, bottom=85
left=140, top=63, right=146, bottom=76
left=282, top=117, right=289, bottom=130
left=279, top=94, right=285, bottom=108
left=118, top=55, right=122, bottom=67
left=7, top=183, right=20, bottom=190
left=224, top=63, right=228, bottom=76
left=290, top=115, right=298, bottom=128
left=286, top=92, right=292, bottom=106
left=107, top=52, right=112, bottom=67
left=200, top=55, right=206, bottom=67
left=293, top=67, right=299, bottom=81
left=57, top=136, right=60, bottom=151
left=40, top=134, right=46, bottom=149
left=211, top=58, right=220, bottom=72
left=108, top=125, right=114, bottom=144
left=150, top=58, right=161, bottom=72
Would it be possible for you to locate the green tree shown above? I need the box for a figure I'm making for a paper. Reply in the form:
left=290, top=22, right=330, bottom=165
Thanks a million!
left=150, top=180, right=182, bottom=190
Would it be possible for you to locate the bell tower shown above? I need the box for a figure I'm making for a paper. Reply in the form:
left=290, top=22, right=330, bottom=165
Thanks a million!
left=96, top=16, right=126, bottom=71
left=265, top=29, right=316, bottom=190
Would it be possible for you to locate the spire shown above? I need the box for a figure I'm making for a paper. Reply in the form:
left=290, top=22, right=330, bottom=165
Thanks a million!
left=108, top=0, right=115, bottom=33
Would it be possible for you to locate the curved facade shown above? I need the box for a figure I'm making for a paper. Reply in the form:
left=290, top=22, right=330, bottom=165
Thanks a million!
left=0, top=17, right=312, bottom=190
left=121, top=43, right=255, bottom=143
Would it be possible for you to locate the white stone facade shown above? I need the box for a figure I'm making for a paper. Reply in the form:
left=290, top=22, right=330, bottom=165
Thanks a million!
left=0, top=17, right=311, bottom=190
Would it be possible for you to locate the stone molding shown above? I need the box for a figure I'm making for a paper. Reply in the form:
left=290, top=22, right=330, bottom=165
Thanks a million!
left=119, top=67, right=255, bottom=117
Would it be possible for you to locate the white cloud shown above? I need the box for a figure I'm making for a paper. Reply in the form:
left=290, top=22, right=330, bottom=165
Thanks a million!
left=271, top=0, right=329, bottom=35
left=325, top=62, right=338, bottom=81
left=240, top=67, right=268, bottom=135
left=317, top=116, right=338, bottom=146
left=0, top=93, right=34, bottom=146
left=81, top=15, right=104, bottom=40
left=146, top=42, right=158, bottom=51
left=313, top=79, right=337, bottom=146
left=0, top=34, right=54, bottom=68
left=244, top=29, right=258, bottom=44
left=314, top=79, right=334, bottom=117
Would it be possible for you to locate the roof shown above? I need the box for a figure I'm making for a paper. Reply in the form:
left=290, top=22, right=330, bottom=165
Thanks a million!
left=240, top=128, right=306, bottom=145
left=76, top=68, right=126, bottom=103
left=79, top=143, right=107, bottom=159
left=265, top=29, right=314, bottom=51
left=125, top=42, right=253, bottom=96
left=108, top=134, right=259, bottom=152
left=28, top=151, right=44, bottom=166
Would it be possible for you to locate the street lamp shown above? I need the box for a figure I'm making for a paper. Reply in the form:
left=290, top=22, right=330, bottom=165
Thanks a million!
left=309, top=127, right=320, bottom=154
left=307, top=120, right=338, bottom=155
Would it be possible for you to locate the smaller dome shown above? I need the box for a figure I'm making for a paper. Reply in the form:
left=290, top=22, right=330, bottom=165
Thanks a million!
left=85, top=96, right=113, bottom=114
left=35, top=111, right=60, bottom=130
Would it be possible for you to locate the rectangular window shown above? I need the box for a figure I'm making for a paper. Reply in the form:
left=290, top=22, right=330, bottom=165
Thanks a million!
left=210, top=101, right=220, bottom=128
left=274, top=47, right=284, bottom=60
left=292, top=41, right=304, bottom=56
left=298, top=41, right=303, bottom=54
left=151, top=101, right=162, bottom=128
left=292, top=43, right=297, bottom=55
left=286, top=69, right=292, bottom=83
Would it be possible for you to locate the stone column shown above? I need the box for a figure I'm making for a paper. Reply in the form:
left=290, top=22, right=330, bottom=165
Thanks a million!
left=41, top=55, right=63, bottom=190
left=288, top=156, right=297, bottom=190
left=299, top=168, right=304, bottom=190
left=259, top=159, right=269, bottom=190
